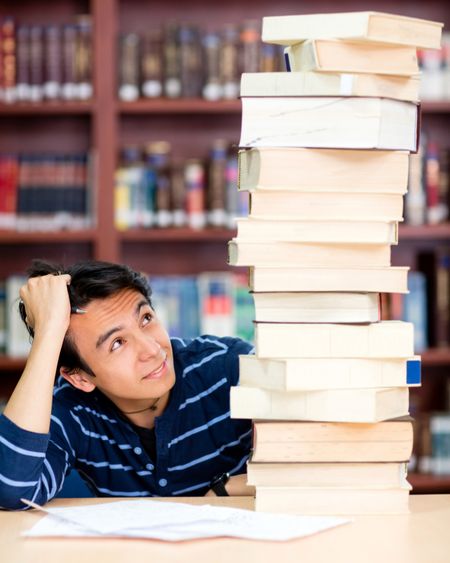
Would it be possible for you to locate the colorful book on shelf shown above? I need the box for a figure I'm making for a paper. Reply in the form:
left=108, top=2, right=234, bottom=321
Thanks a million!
left=236, top=217, right=398, bottom=244
left=284, top=40, right=419, bottom=76
left=240, top=71, right=420, bottom=102
left=261, top=12, right=443, bottom=49
left=239, top=97, right=420, bottom=151
left=230, top=385, right=409, bottom=423
left=228, top=239, right=392, bottom=268
left=250, top=291, right=382, bottom=324
left=247, top=460, right=410, bottom=488
left=254, top=485, right=411, bottom=515
left=248, top=266, right=410, bottom=293
left=248, top=191, right=404, bottom=221
left=249, top=418, right=414, bottom=462
left=253, top=321, right=414, bottom=359
left=239, top=355, right=421, bottom=391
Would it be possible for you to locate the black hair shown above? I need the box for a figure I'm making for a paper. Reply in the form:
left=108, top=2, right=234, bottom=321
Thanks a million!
left=19, top=259, right=153, bottom=378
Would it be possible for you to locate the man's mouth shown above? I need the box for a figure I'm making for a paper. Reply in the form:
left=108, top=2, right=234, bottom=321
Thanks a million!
left=143, top=357, right=167, bottom=380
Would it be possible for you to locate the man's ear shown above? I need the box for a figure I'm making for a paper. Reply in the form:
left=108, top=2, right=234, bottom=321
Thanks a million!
left=60, top=367, right=96, bottom=393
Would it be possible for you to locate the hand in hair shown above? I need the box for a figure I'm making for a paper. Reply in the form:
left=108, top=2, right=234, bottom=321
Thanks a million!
left=19, top=273, right=72, bottom=337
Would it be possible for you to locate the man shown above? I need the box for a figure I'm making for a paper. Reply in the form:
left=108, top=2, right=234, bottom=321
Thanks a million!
left=0, top=260, right=254, bottom=510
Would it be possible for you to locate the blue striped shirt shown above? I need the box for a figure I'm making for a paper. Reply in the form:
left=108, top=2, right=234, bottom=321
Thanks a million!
left=0, top=336, right=253, bottom=510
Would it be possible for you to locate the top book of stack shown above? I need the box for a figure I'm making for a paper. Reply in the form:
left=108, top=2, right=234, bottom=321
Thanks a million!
left=262, top=11, right=443, bottom=49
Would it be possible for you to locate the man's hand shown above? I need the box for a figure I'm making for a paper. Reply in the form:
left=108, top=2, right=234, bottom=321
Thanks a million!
left=19, top=273, right=72, bottom=336
left=205, top=473, right=255, bottom=497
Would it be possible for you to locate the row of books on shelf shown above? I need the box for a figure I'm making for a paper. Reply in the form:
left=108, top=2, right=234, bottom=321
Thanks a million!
left=118, top=20, right=284, bottom=102
left=115, top=141, right=248, bottom=230
left=0, top=271, right=255, bottom=358
left=0, top=152, right=92, bottom=231
left=406, top=135, right=450, bottom=226
left=0, top=15, right=92, bottom=104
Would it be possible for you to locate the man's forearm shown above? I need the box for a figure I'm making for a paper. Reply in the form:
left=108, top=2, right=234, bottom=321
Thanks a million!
left=3, top=328, right=65, bottom=433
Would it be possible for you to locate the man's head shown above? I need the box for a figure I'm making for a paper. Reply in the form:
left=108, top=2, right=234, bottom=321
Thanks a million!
left=20, top=260, right=176, bottom=412
left=20, top=259, right=153, bottom=377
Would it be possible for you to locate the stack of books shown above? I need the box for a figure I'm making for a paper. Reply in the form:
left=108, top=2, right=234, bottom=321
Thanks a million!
left=228, top=11, right=443, bottom=515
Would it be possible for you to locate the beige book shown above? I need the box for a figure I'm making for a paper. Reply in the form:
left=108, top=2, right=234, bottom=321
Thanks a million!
left=249, top=266, right=409, bottom=293
left=251, top=292, right=381, bottom=323
left=247, top=461, right=409, bottom=488
left=238, top=147, right=409, bottom=194
left=236, top=218, right=398, bottom=245
left=230, top=386, right=409, bottom=423
left=240, top=71, right=420, bottom=102
left=262, top=12, right=443, bottom=49
left=254, top=485, right=411, bottom=515
left=285, top=40, right=419, bottom=76
left=251, top=419, right=413, bottom=462
left=253, top=320, right=414, bottom=359
left=249, top=191, right=404, bottom=222
left=239, top=355, right=421, bottom=391
left=228, top=240, right=391, bottom=268
left=240, top=97, right=419, bottom=151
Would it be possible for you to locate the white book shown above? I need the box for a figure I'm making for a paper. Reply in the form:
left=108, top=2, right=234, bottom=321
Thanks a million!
left=239, top=355, right=421, bottom=391
left=240, top=97, right=419, bottom=152
left=230, top=385, right=409, bottom=423
left=254, top=321, right=414, bottom=359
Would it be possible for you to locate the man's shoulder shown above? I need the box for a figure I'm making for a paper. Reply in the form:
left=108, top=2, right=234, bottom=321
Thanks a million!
left=171, top=335, right=252, bottom=362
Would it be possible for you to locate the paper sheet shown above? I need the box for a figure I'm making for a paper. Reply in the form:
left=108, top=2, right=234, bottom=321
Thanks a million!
left=23, top=499, right=351, bottom=542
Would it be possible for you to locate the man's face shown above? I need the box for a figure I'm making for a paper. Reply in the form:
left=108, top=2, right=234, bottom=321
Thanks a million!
left=66, top=289, right=176, bottom=411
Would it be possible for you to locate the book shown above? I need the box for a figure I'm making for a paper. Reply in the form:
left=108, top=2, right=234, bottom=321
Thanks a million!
left=239, top=97, right=419, bottom=151
left=251, top=291, right=381, bottom=324
left=254, top=485, right=411, bottom=515
left=230, top=386, right=409, bottom=422
left=228, top=239, right=391, bottom=268
left=247, top=461, right=409, bottom=488
left=250, top=419, right=414, bottom=462
left=284, top=40, right=419, bottom=76
left=197, top=272, right=235, bottom=337
left=240, top=71, right=420, bottom=102
left=236, top=218, right=398, bottom=245
left=261, top=12, right=443, bottom=49
left=238, top=148, right=409, bottom=194
left=253, top=320, right=414, bottom=359
left=248, top=192, right=404, bottom=221
left=249, top=266, right=409, bottom=293
left=239, top=355, right=421, bottom=391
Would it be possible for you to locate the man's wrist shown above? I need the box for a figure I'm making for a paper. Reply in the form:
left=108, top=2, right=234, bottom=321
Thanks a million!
left=209, top=472, right=230, bottom=496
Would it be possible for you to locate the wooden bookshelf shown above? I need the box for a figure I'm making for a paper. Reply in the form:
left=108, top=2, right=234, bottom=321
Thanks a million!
left=409, top=473, right=450, bottom=494
left=119, top=227, right=235, bottom=242
left=118, top=99, right=241, bottom=114
left=0, top=101, right=93, bottom=115
left=399, top=223, right=450, bottom=239
left=0, top=229, right=97, bottom=245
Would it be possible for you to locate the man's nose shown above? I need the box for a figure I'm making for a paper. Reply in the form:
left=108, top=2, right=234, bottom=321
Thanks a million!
left=137, top=333, right=161, bottom=359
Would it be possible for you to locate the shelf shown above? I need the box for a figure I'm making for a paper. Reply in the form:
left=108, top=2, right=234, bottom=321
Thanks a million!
left=0, top=229, right=97, bottom=245
left=420, top=349, right=450, bottom=366
left=409, top=472, right=450, bottom=493
left=0, top=356, right=26, bottom=371
left=0, top=101, right=94, bottom=115
left=421, top=101, right=450, bottom=113
left=118, top=98, right=241, bottom=114
left=120, top=227, right=236, bottom=242
left=399, top=223, right=450, bottom=239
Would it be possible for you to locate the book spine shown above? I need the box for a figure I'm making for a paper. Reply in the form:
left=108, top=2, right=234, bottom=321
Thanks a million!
left=207, top=139, right=228, bottom=227
left=240, top=20, right=261, bottom=73
left=184, top=158, right=206, bottom=230
left=163, top=23, right=181, bottom=98
left=220, top=24, right=240, bottom=99
left=170, top=161, right=187, bottom=227
left=29, top=26, right=44, bottom=103
left=118, top=33, right=140, bottom=102
left=62, top=24, right=78, bottom=100
left=16, top=25, right=31, bottom=101
left=202, top=32, right=222, bottom=101
left=141, top=29, right=163, bottom=98
left=179, top=24, right=203, bottom=98
left=44, top=25, right=62, bottom=100
left=75, top=15, right=93, bottom=100
left=2, top=17, right=17, bottom=103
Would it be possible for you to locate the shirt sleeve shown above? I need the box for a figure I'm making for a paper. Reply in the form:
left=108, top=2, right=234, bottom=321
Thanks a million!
left=0, top=412, right=76, bottom=510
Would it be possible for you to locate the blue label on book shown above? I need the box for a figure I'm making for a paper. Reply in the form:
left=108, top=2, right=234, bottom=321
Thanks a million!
left=406, top=359, right=421, bottom=385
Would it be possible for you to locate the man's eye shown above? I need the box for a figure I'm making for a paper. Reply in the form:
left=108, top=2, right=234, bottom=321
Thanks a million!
left=142, top=313, right=153, bottom=325
left=111, top=339, right=123, bottom=351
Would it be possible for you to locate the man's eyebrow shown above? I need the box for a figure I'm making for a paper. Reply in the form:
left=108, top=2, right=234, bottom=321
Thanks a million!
left=95, top=299, right=150, bottom=349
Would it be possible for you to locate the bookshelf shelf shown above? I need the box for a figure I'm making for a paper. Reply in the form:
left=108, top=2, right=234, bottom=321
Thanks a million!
left=420, top=349, right=450, bottom=366
left=399, top=223, right=450, bottom=239
left=409, top=473, right=450, bottom=494
left=421, top=101, right=450, bottom=113
left=118, top=98, right=241, bottom=114
left=0, top=229, right=97, bottom=245
left=0, top=101, right=94, bottom=115
left=119, top=227, right=236, bottom=242
left=0, top=356, right=26, bottom=371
